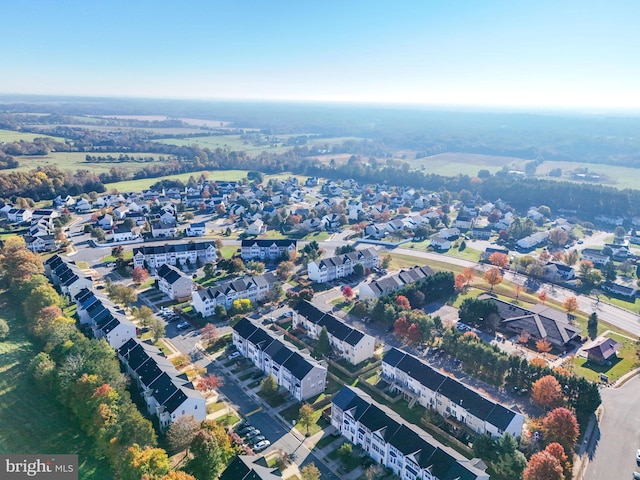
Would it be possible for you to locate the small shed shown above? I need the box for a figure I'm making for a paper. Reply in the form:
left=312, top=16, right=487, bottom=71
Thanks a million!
left=584, top=337, right=622, bottom=365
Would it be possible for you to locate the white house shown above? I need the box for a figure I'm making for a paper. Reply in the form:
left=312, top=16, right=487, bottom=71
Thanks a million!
left=133, top=241, right=217, bottom=270
left=118, top=338, right=206, bottom=429
left=185, top=221, right=206, bottom=237
left=246, top=219, right=267, bottom=236
left=430, top=236, right=452, bottom=251
left=293, top=301, right=376, bottom=365
left=240, top=239, right=297, bottom=261
left=331, top=386, right=490, bottom=480
left=516, top=231, right=549, bottom=250
left=581, top=248, right=610, bottom=266
left=156, top=264, right=194, bottom=300
left=151, top=219, right=178, bottom=238
left=382, top=348, right=524, bottom=439
left=359, top=265, right=434, bottom=300
left=232, top=318, right=327, bottom=401
left=307, top=247, right=378, bottom=283
left=7, top=208, right=33, bottom=223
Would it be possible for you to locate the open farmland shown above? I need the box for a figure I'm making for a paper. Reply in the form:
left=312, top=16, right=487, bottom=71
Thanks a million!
left=0, top=128, right=67, bottom=143
left=11, top=151, right=169, bottom=173
left=158, top=134, right=293, bottom=153
left=106, top=169, right=251, bottom=192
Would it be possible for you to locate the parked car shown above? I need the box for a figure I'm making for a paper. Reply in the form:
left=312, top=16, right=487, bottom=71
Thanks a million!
left=235, top=420, right=250, bottom=431
left=229, top=351, right=242, bottom=360
left=248, top=434, right=266, bottom=446
left=245, top=430, right=262, bottom=441
left=253, top=440, right=271, bottom=452
left=237, top=426, right=255, bottom=436
left=636, top=449, right=640, bottom=465
left=176, top=321, right=190, bottom=330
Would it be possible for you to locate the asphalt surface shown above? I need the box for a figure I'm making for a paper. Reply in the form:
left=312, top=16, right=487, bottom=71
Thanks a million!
left=584, top=375, right=640, bottom=480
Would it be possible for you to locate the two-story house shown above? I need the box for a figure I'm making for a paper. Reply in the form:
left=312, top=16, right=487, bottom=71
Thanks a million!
left=307, top=247, right=379, bottom=283
left=240, top=239, right=297, bottom=261
left=155, top=264, right=194, bottom=300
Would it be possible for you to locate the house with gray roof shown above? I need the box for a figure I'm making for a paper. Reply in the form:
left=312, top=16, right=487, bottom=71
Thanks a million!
left=331, top=386, right=489, bottom=480
left=382, top=347, right=524, bottom=438
left=307, top=247, right=379, bottom=283
left=293, top=301, right=375, bottom=364
left=133, top=241, right=217, bottom=270
left=232, top=318, right=326, bottom=401
left=155, top=264, right=194, bottom=300
left=359, top=265, right=434, bottom=300
left=219, top=455, right=281, bottom=480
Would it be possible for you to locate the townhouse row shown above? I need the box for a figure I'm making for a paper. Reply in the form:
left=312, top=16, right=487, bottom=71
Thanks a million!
left=307, top=247, right=379, bottom=283
left=359, top=265, right=435, bottom=300
left=133, top=241, right=217, bottom=271
left=293, top=300, right=376, bottom=365
left=332, top=386, right=489, bottom=480
left=232, top=317, right=327, bottom=401
left=382, top=348, right=524, bottom=438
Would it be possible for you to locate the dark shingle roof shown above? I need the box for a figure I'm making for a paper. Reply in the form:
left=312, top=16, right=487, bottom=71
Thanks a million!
left=282, top=351, right=313, bottom=380
left=233, top=317, right=259, bottom=340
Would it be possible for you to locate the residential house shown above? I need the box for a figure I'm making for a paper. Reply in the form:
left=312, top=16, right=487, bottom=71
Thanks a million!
left=109, top=225, right=138, bottom=242
left=307, top=247, right=379, bottom=283
left=471, top=227, right=492, bottom=240
left=605, top=243, right=631, bottom=260
left=359, top=265, right=434, bottom=300
left=219, top=456, right=281, bottom=480
left=191, top=272, right=278, bottom=316
left=92, top=309, right=137, bottom=350
left=118, top=338, right=206, bottom=429
left=478, top=294, right=581, bottom=347
left=7, top=208, right=33, bottom=223
left=232, top=318, right=327, bottom=401
left=185, top=221, right=206, bottom=237
left=453, top=216, right=473, bottom=230
left=583, top=337, right=622, bottom=365
left=331, top=386, right=490, bottom=480
left=47, top=258, right=93, bottom=300
left=516, top=231, right=549, bottom=250
left=300, top=217, right=322, bottom=232
left=24, top=234, right=57, bottom=252
left=113, top=205, right=129, bottom=220
left=543, top=262, right=576, bottom=282
left=430, top=236, right=452, bottom=251
left=54, top=194, right=76, bottom=207
left=602, top=281, right=637, bottom=298
left=156, top=264, right=194, bottom=300
left=321, top=213, right=341, bottom=230
left=480, top=247, right=509, bottom=262
left=382, top=348, right=524, bottom=438
left=595, top=214, right=623, bottom=226
left=241, top=239, right=297, bottom=261
left=293, top=301, right=376, bottom=365
left=438, top=227, right=460, bottom=240
left=246, top=219, right=267, bottom=236
left=151, top=219, right=178, bottom=238
left=96, top=213, right=114, bottom=229
left=581, top=248, right=610, bottom=266
left=133, top=241, right=217, bottom=270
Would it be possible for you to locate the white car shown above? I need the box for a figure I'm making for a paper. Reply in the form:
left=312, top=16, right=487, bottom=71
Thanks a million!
left=176, top=321, right=191, bottom=330
left=253, top=440, right=271, bottom=452
left=636, top=449, right=640, bottom=465
left=229, top=351, right=242, bottom=360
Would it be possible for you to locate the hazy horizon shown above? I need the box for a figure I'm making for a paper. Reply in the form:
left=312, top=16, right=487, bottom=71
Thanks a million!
left=2, top=0, right=639, bottom=112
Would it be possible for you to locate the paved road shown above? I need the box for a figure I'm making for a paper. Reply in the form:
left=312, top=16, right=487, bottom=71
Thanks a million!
left=584, top=375, right=640, bottom=480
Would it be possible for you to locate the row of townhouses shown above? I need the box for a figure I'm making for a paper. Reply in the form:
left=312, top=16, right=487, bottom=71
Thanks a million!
left=133, top=241, right=217, bottom=270
left=307, top=247, right=379, bottom=283
left=331, top=386, right=489, bottom=480
left=118, top=338, right=206, bottom=429
left=293, top=301, right=375, bottom=365
left=382, top=348, right=524, bottom=438
left=44, top=254, right=93, bottom=300
left=74, top=288, right=137, bottom=349
left=232, top=318, right=327, bottom=401
left=240, top=238, right=297, bottom=261
left=191, top=272, right=278, bottom=317
left=359, top=265, right=435, bottom=300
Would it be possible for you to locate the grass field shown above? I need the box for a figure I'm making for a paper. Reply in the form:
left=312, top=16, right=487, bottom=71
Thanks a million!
left=105, top=169, right=251, bottom=192
left=13, top=151, right=168, bottom=174
left=570, top=332, right=639, bottom=382
left=0, top=291, right=111, bottom=479
left=0, top=129, right=66, bottom=143
left=157, top=134, right=294, bottom=154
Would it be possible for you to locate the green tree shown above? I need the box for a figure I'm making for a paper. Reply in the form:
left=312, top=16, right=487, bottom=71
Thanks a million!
left=314, top=326, right=332, bottom=356
left=337, top=442, right=353, bottom=463
left=149, top=317, right=166, bottom=342
left=298, top=403, right=315, bottom=436
left=121, top=444, right=170, bottom=480
left=203, top=262, right=216, bottom=278
left=23, top=284, right=64, bottom=321
left=131, top=306, right=154, bottom=327
left=381, top=254, right=392, bottom=269
left=231, top=298, right=251, bottom=314
left=276, top=261, right=295, bottom=281
left=260, top=374, right=278, bottom=395
left=353, top=262, right=365, bottom=277
left=491, top=433, right=527, bottom=480
left=587, top=312, right=598, bottom=339
left=186, top=429, right=224, bottom=480
left=214, top=304, right=227, bottom=319
left=246, top=260, right=265, bottom=275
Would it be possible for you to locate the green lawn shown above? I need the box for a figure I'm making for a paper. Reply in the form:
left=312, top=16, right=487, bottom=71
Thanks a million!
left=0, top=292, right=111, bottom=479
left=219, top=245, right=238, bottom=259
left=0, top=128, right=66, bottom=143
left=279, top=403, right=328, bottom=437
left=105, top=169, right=250, bottom=192
left=570, top=332, right=639, bottom=382
left=13, top=151, right=168, bottom=174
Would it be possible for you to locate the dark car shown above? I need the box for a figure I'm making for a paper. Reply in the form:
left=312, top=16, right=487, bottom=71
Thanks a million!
left=237, top=426, right=255, bottom=436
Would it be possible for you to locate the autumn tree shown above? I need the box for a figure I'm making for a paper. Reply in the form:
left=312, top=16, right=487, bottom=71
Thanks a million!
left=548, top=228, right=569, bottom=247
left=246, top=260, right=265, bottom=275
left=203, top=262, right=216, bottom=278
left=394, top=316, right=409, bottom=338
left=542, top=407, right=579, bottom=455
left=131, top=266, right=150, bottom=284
left=149, top=317, right=166, bottom=342
left=545, top=442, right=572, bottom=480
left=407, top=323, right=423, bottom=344
left=461, top=266, right=476, bottom=285
left=200, top=323, right=219, bottom=348
left=186, top=428, right=224, bottom=480
left=523, top=450, right=563, bottom=480
left=538, top=290, right=548, bottom=305
left=562, top=296, right=579, bottom=318
left=24, top=284, right=64, bottom=320
left=489, top=252, right=509, bottom=268
left=564, top=249, right=579, bottom=266
left=395, top=295, right=411, bottom=310
left=120, top=444, right=170, bottom=480
left=381, top=254, right=392, bottom=269
left=298, top=403, right=315, bottom=436
left=536, top=338, right=552, bottom=355
left=530, top=357, right=547, bottom=368
left=484, top=267, right=503, bottom=292
left=342, top=285, right=354, bottom=303
left=159, top=472, right=196, bottom=480
left=196, top=374, right=223, bottom=393
left=454, top=274, right=467, bottom=292
left=518, top=329, right=531, bottom=344
left=531, top=375, right=563, bottom=409
left=300, top=462, right=321, bottom=480
left=166, top=414, right=200, bottom=456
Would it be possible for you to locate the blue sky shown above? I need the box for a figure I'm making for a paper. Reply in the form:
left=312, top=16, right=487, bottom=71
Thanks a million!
left=1, top=0, right=639, bottom=110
